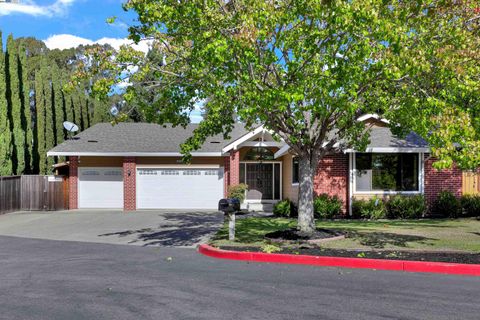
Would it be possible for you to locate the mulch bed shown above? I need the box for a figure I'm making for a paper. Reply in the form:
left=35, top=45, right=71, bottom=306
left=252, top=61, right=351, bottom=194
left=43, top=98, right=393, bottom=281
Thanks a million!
left=219, top=246, right=480, bottom=265
left=265, top=228, right=343, bottom=242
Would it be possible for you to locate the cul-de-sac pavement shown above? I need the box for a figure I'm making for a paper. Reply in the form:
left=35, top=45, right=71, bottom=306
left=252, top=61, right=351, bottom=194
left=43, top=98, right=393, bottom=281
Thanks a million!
left=0, top=210, right=478, bottom=320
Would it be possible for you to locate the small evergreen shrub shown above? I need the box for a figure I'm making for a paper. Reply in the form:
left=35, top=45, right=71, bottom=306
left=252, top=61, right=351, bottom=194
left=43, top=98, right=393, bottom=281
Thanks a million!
left=386, top=195, right=427, bottom=219
left=273, top=199, right=298, bottom=218
left=352, top=197, right=386, bottom=220
left=433, top=190, right=460, bottom=218
left=460, top=195, right=480, bottom=217
left=314, top=194, right=343, bottom=219
left=227, top=184, right=248, bottom=203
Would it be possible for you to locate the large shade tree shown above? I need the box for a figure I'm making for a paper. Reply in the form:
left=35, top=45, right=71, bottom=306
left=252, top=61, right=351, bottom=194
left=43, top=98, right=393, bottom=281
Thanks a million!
left=73, top=0, right=480, bottom=233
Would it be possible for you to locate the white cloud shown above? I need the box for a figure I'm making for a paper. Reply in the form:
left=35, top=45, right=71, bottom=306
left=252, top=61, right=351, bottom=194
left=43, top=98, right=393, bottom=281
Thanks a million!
left=43, top=34, right=151, bottom=54
left=0, top=0, right=75, bottom=17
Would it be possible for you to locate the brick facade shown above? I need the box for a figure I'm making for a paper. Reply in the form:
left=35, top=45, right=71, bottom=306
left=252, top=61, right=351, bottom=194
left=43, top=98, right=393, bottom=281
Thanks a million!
left=229, top=150, right=240, bottom=186
left=224, top=156, right=230, bottom=197
left=68, top=156, right=79, bottom=209
left=313, top=154, right=349, bottom=215
left=424, top=156, right=462, bottom=209
left=123, top=157, right=136, bottom=211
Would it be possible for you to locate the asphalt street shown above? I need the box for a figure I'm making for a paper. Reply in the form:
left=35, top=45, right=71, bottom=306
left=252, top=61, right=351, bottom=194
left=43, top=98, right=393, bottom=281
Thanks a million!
left=0, top=235, right=478, bottom=320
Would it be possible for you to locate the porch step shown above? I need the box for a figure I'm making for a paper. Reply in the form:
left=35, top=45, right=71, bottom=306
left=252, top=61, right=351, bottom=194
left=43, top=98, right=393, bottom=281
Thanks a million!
left=241, top=202, right=275, bottom=213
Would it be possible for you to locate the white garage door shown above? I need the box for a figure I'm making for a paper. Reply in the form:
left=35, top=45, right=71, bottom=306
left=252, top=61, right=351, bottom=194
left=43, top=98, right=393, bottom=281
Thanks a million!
left=136, top=168, right=224, bottom=209
left=78, top=168, right=124, bottom=209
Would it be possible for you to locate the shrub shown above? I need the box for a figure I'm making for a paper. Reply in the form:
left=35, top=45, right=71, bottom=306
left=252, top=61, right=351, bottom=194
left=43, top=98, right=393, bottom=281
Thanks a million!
left=227, top=184, right=248, bottom=203
left=352, top=197, right=386, bottom=220
left=433, top=190, right=460, bottom=218
left=460, top=195, right=480, bottom=217
left=314, top=194, right=343, bottom=219
left=386, top=195, right=427, bottom=219
left=273, top=199, right=297, bottom=218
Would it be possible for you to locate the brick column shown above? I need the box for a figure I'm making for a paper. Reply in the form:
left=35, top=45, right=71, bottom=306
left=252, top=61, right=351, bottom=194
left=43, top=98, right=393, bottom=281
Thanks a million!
left=68, top=156, right=79, bottom=209
left=424, top=156, right=462, bottom=210
left=123, top=157, right=136, bottom=211
left=224, top=156, right=231, bottom=197
left=229, top=150, right=240, bottom=186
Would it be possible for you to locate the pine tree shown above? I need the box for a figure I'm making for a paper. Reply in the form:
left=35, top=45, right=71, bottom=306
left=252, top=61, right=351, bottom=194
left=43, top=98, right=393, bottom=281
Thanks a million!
left=6, top=35, right=25, bottom=174
left=0, top=32, right=13, bottom=175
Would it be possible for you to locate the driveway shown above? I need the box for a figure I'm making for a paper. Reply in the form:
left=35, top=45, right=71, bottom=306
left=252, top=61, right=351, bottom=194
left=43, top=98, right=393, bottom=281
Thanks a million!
left=0, top=210, right=224, bottom=247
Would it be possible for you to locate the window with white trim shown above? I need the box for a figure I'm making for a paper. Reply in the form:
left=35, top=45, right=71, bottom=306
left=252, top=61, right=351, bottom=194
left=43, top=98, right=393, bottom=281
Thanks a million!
left=355, top=153, right=419, bottom=192
left=292, top=157, right=299, bottom=184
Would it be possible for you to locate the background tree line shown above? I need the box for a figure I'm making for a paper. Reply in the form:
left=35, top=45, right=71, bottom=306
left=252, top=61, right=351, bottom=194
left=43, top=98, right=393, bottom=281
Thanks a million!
left=0, top=32, right=118, bottom=176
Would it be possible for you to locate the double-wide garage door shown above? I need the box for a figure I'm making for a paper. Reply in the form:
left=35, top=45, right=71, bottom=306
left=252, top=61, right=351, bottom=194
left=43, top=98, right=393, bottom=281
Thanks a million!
left=136, top=168, right=224, bottom=210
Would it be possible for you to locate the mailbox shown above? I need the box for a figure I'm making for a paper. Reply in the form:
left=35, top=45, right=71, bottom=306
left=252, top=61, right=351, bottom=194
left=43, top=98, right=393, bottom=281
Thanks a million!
left=218, top=198, right=241, bottom=213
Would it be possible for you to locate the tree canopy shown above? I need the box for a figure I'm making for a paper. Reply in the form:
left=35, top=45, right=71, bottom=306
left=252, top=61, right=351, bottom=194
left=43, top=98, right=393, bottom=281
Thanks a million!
left=71, top=0, right=480, bottom=232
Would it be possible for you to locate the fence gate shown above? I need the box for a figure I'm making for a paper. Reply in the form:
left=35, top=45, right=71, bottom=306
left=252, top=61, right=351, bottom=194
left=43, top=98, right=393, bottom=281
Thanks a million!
left=463, top=171, right=480, bottom=195
left=0, top=175, right=68, bottom=215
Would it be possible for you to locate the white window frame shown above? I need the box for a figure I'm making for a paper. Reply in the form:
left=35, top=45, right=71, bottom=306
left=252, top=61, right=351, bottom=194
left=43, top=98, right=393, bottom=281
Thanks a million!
left=351, top=152, right=425, bottom=195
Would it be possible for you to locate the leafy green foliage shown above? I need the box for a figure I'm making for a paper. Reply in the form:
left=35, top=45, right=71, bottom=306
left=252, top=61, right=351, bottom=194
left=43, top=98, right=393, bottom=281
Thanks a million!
left=261, top=243, right=282, bottom=254
left=386, top=195, right=427, bottom=219
left=313, top=194, right=343, bottom=219
left=227, top=183, right=248, bottom=203
left=69, top=1, right=480, bottom=231
left=433, top=191, right=461, bottom=218
left=273, top=199, right=298, bottom=218
left=460, top=195, right=480, bottom=217
left=352, top=197, right=387, bottom=220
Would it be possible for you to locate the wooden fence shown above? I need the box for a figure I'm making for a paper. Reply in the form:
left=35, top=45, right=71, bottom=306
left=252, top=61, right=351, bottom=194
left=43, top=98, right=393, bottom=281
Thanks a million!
left=0, top=175, right=68, bottom=215
left=462, top=171, right=480, bottom=195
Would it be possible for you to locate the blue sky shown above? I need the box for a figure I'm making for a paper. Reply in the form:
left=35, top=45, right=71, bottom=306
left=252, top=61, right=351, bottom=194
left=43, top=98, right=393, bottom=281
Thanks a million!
left=0, top=0, right=204, bottom=122
left=0, top=0, right=134, bottom=43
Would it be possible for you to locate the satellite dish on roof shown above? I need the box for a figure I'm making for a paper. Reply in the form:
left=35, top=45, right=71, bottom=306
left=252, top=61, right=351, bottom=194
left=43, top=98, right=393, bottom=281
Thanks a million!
left=63, top=121, right=79, bottom=133
left=110, top=106, right=119, bottom=116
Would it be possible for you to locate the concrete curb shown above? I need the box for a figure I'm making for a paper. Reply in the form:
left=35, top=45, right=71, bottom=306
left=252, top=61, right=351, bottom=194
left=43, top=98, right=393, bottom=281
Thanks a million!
left=198, top=244, right=480, bottom=277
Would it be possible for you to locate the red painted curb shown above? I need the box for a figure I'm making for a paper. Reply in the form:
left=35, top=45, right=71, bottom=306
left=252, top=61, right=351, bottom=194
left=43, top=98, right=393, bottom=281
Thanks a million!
left=198, top=244, right=480, bottom=277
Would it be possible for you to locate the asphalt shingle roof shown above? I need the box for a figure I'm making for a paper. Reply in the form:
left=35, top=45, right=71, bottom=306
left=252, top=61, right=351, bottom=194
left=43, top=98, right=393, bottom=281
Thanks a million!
left=48, top=123, right=250, bottom=154
left=48, top=122, right=429, bottom=155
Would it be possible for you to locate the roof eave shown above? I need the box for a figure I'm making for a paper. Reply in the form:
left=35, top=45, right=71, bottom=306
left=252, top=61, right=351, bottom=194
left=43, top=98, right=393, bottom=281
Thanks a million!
left=46, top=151, right=224, bottom=157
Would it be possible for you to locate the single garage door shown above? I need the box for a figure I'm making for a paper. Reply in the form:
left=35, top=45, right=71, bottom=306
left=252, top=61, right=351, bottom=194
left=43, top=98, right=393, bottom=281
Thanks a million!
left=136, top=168, right=224, bottom=209
left=78, top=167, right=124, bottom=209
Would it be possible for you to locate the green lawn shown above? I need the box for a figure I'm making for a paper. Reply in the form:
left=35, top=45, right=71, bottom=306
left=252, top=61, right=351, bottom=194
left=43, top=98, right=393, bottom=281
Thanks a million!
left=211, top=217, right=480, bottom=252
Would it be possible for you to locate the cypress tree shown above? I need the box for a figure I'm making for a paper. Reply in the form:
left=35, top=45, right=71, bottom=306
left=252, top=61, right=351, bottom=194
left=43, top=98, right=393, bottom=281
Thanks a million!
left=0, top=32, right=13, bottom=175
left=18, top=43, right=33, bottom=173
left=34, top=67, right=46, bottom=174
left=44, top=66, right=54, bottom=173
left=6, top=35, right=25, bottom=174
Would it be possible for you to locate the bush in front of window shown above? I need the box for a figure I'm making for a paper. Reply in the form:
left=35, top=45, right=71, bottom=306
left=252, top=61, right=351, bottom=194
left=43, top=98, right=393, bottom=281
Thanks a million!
left=432, top=190, right=460, bottom=218
left=313, top=194, right=343, bottom=219
left=386, top=195, right=427, bottom=219
left=227, top=184, right=249, bottom=203
left=273, top=199, right=298, bottom=218
left=352, top=197, right=386, bottom=220
left=460, top=194, right=480, bottom=217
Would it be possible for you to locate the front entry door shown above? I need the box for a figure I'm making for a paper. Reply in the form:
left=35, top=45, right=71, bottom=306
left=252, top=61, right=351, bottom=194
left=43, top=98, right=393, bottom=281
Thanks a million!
left=246, top=163, right=273, bottom=200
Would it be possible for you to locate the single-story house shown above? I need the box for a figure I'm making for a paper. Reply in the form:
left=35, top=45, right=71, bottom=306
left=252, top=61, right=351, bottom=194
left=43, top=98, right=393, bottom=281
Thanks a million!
left=47, top=115, right=462, bottom=214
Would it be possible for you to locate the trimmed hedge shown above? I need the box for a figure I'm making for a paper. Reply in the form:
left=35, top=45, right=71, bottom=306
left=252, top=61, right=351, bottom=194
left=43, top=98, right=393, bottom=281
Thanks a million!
left=227, top=184, right=248, bottom=203
left=273, top=199, right=298, bottom=218
left=314, top=194, right=343, bottom=219
left=352, top=197, right=386, bottom=220
left=461, top=194, right=480, bottom=217
left=432, top=190, right=460, bottom=218
left=386, top=195, right=427, bottom=219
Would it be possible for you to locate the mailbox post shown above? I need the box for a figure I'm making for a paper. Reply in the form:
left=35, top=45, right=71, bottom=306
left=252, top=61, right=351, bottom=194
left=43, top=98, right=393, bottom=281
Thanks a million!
left=218, top=198, right=240, bottom=241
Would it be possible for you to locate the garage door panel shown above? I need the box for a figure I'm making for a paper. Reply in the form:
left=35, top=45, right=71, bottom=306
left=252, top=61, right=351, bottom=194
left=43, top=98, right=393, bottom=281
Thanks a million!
left=79, top=168, right=123, bottom=209
left=137, top=168, right=224, bottom=209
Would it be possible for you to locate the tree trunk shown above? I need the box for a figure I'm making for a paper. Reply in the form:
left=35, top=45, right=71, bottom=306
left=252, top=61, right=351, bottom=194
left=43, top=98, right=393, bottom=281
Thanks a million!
left=297, top=154, right=318, bottom=234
